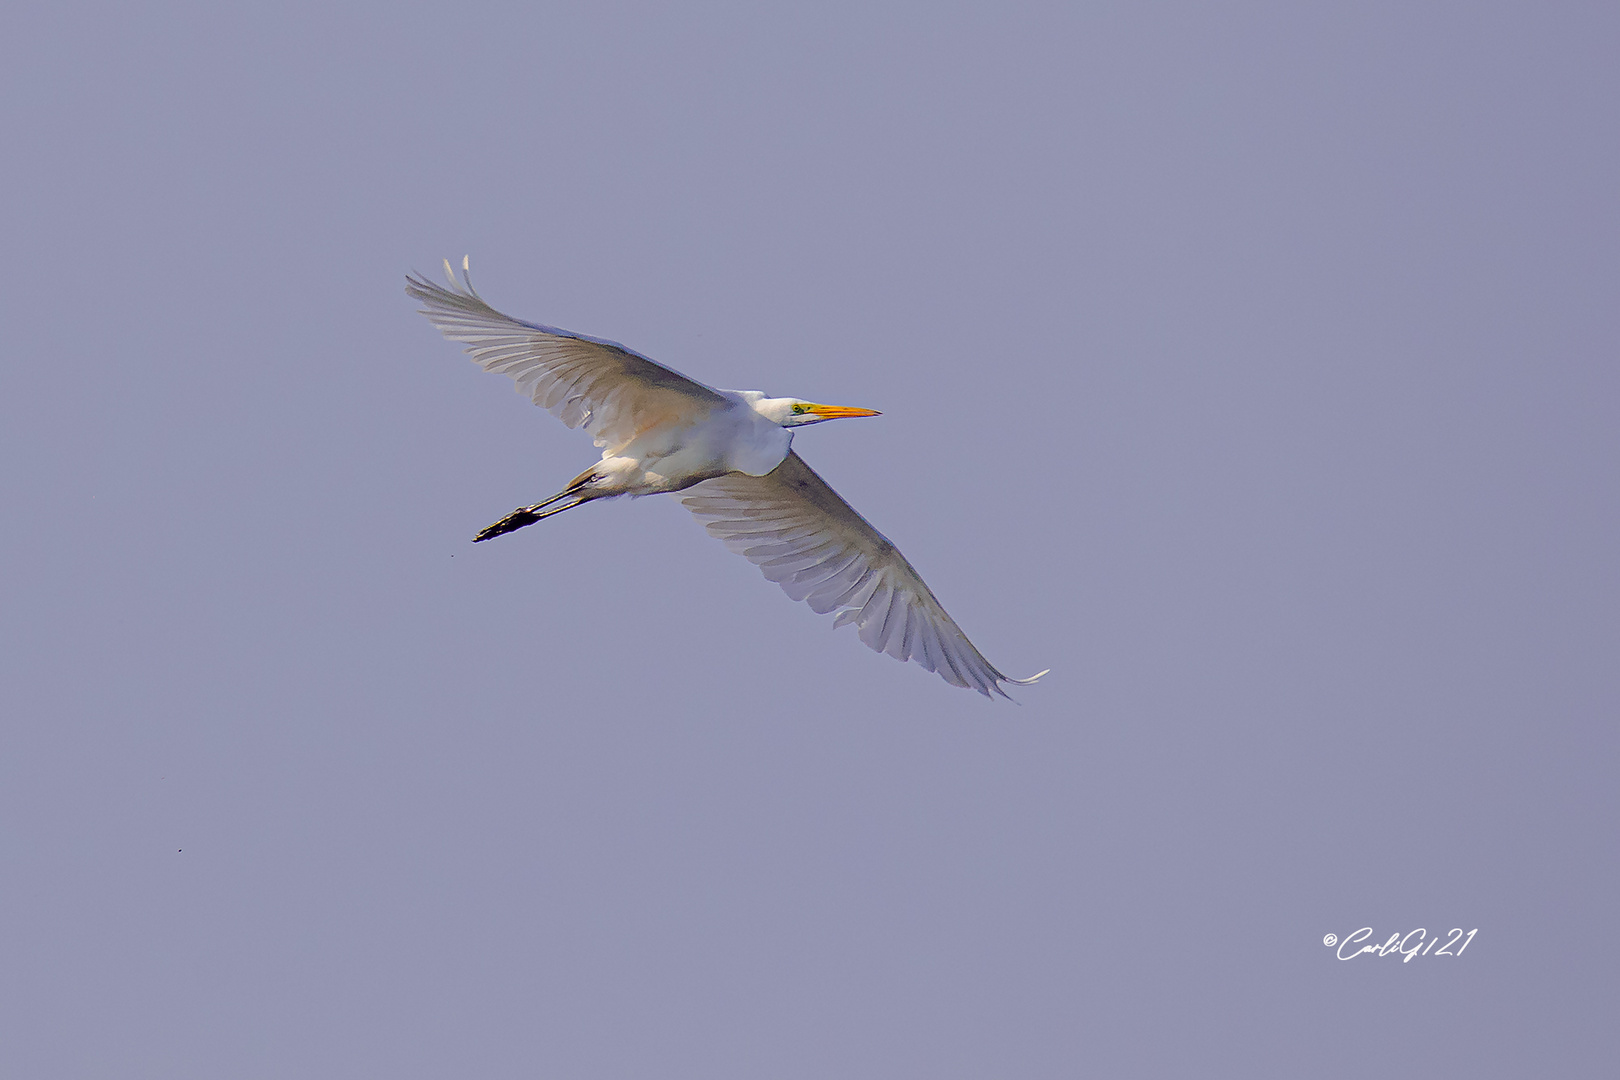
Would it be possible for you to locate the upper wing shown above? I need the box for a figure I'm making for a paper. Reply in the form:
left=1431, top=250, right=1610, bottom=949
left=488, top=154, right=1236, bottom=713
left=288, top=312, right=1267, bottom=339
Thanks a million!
left=682, top=452, right=1046, bottom=698
left=407, top=260, right=729, bottom=453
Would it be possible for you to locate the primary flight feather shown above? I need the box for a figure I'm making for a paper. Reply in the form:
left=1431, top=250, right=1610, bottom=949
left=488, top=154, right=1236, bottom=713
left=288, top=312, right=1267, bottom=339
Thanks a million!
left=407, top=258, right=1046, bottom=698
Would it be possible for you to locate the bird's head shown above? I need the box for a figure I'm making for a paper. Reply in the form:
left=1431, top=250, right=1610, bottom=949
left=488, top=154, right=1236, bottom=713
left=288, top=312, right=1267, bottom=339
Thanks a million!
left=760, top=397, right=883, bottom=427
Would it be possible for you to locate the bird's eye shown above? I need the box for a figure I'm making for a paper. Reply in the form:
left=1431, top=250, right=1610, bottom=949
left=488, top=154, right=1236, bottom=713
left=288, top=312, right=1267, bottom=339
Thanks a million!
left=792, top=403, right=806, bottom=414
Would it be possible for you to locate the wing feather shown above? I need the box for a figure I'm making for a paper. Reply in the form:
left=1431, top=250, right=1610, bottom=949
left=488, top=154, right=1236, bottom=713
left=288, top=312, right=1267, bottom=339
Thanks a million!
left=407, top=262, right=727, bottom=452
left=682, top=452, right=1045, bottom=698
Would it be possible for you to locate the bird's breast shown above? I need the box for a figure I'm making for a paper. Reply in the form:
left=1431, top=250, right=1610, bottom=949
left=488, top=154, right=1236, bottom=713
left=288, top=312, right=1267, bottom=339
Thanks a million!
left=719, top=405, right=793, bottom=476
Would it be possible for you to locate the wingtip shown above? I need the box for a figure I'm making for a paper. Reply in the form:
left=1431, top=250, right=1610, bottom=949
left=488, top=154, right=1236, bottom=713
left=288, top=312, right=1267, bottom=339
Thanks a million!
left=1004, top=668, right=1050, bottom=687
left=453, top=255, right=480, bottom=297
left=413, top=256, right=478, bottom=301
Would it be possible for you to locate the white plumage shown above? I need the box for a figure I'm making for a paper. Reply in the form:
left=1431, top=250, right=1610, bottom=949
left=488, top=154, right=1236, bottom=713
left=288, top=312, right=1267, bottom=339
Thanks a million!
left=408, top=259, right=1046, bottom=698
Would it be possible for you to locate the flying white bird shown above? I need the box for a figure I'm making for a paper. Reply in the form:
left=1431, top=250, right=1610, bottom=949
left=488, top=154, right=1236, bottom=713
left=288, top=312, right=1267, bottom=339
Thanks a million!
left=407, top=259, right=1046, bottom=698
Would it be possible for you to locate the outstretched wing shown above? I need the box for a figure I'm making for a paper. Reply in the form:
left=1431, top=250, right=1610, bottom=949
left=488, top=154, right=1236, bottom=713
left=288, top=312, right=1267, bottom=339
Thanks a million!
left=407, top=260, right=729, bottom=453
left=682, top=452, right=1046, bottom=698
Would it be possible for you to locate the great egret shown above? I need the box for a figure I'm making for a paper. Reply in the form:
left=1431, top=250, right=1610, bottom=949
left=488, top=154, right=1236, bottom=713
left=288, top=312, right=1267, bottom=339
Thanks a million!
left=407, top=259, right=1046, bottom=698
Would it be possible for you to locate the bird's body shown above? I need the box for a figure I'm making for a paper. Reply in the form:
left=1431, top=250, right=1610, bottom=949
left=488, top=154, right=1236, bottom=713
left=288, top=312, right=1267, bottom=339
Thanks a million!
left=408, top=259, right=1046, bottom=697
left=587, top=389, right=797, bottom=495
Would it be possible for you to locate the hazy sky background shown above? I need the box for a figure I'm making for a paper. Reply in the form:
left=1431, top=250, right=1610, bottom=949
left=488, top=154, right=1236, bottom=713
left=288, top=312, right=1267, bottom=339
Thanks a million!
left=3, top=2, right=1616, bottom=1075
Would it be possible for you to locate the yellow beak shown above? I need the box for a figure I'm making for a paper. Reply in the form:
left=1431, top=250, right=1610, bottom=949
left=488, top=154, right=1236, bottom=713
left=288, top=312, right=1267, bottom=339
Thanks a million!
left=806, top=404, right=882, bottom=420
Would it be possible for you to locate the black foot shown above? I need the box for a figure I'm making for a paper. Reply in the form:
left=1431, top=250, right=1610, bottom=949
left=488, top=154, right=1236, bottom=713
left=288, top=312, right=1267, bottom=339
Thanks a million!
left=473, top=508, right=540, bottom=542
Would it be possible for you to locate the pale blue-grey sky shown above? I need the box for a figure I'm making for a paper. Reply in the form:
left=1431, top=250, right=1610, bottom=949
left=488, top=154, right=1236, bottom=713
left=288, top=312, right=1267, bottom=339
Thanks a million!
left=2, top=2, right=1616, bottom=1076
